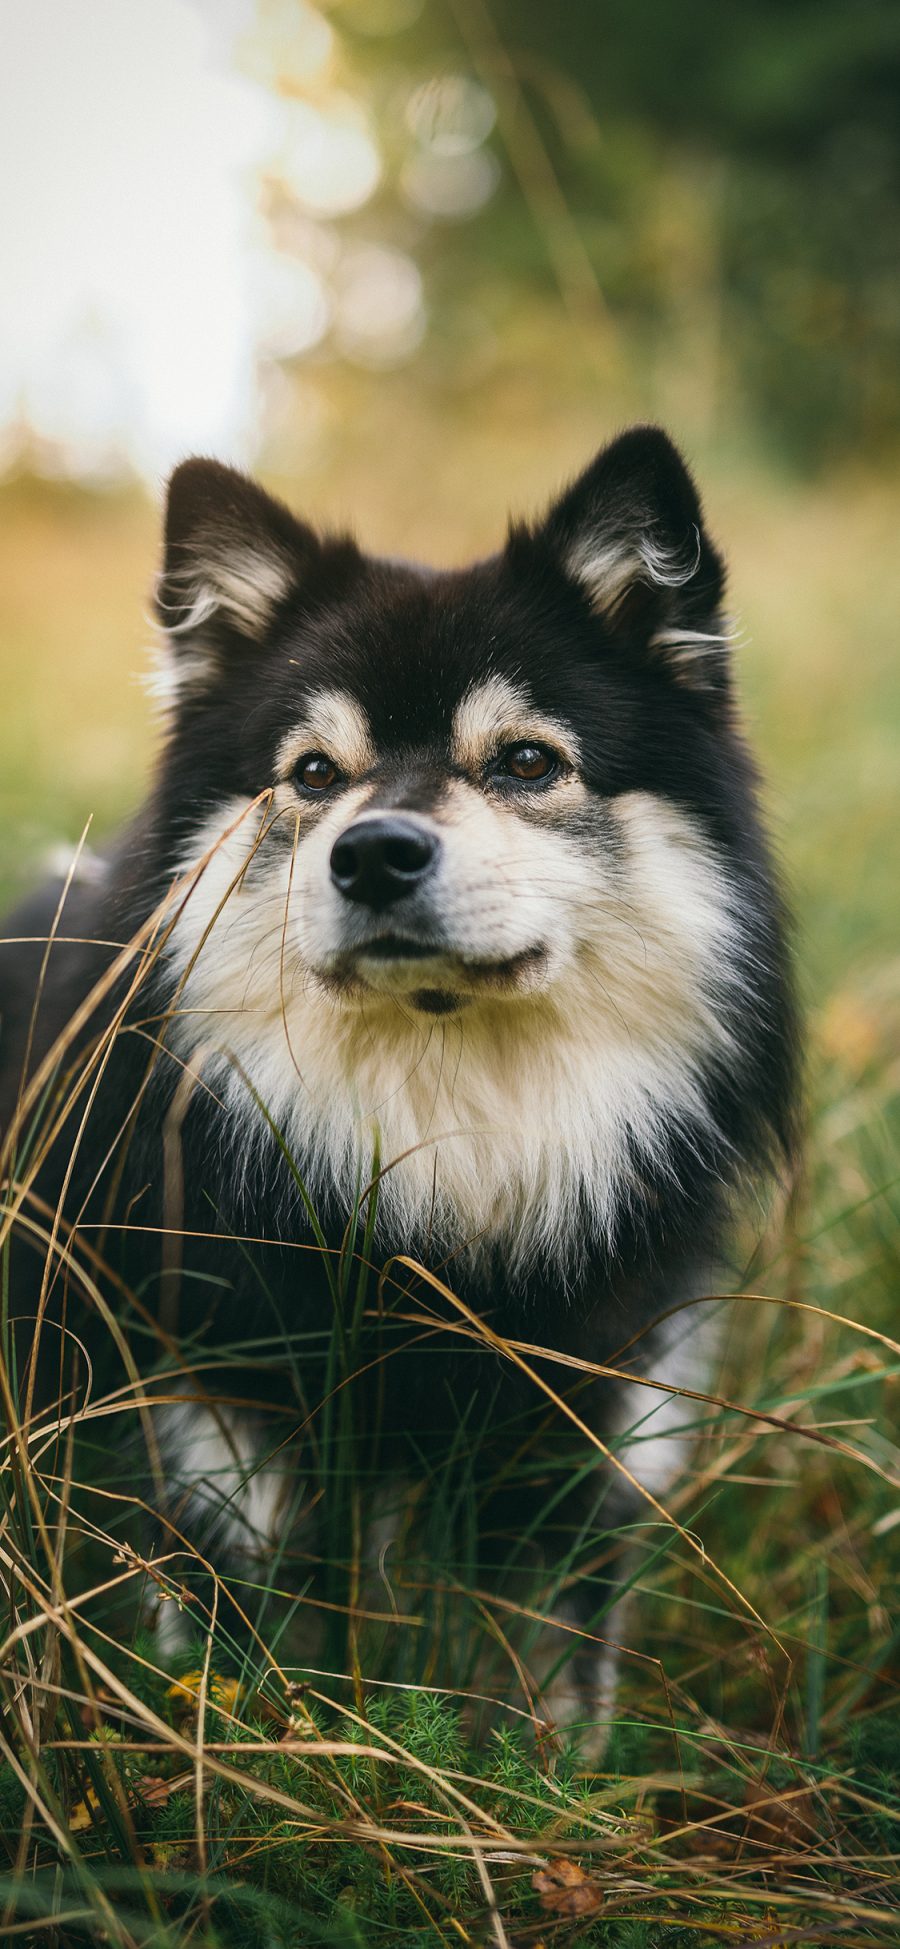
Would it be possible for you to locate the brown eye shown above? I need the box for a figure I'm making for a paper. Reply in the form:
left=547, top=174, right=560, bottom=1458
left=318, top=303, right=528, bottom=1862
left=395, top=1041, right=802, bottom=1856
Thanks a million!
left=499, top=742, right=558, bottom=783
left=295, top=752, right=341, bottom=793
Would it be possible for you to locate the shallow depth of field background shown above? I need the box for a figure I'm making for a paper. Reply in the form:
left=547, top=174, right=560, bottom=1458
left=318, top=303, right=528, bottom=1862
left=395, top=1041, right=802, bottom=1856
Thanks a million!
left=1, top=2, right=899, bottom=1941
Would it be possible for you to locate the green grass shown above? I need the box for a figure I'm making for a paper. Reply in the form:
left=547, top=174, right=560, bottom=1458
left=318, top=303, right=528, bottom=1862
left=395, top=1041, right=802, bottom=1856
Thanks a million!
left=1, top=453, right=899, bottom=1943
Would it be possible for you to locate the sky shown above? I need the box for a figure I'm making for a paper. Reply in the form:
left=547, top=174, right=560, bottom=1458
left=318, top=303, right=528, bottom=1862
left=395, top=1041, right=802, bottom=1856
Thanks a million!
left=0, top=0, right=276, bottom=482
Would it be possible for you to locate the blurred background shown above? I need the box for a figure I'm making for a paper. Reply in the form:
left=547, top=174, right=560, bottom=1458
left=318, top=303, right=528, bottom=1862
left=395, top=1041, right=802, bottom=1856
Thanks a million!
left=2, top=9, right=900, bottom=1866
left=0, top=0, right=898, bottom=1046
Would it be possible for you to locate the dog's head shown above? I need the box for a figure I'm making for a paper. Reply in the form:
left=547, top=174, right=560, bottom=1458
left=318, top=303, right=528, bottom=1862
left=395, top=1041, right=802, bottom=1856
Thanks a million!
left=146, top=427, right=791, bottom=1261
left=153, top=428, right=741, bottom=1019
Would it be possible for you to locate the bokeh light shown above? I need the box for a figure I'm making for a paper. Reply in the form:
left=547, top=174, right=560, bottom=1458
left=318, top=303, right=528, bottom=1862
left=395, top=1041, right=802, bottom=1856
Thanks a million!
left=404, top=73, right=497, bottom=154
left=333, top=244, right=425, bottom=366
left=275, top=99, right=382, bottom=219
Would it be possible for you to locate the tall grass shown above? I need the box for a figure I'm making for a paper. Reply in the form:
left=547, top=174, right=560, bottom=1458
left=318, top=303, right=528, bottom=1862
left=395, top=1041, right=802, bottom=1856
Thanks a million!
left=1, top=883, right=898, bottom=1946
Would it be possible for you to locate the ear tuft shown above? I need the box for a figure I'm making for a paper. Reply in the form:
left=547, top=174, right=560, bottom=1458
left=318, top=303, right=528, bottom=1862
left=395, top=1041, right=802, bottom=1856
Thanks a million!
left=540, top=426, right=729, bottom=690
left=155, top=460, right=315, bottom=690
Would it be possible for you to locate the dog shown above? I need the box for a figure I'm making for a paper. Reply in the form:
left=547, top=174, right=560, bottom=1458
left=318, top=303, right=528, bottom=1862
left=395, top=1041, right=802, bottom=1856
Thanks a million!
left=0, top=426, right=796, bottom=1745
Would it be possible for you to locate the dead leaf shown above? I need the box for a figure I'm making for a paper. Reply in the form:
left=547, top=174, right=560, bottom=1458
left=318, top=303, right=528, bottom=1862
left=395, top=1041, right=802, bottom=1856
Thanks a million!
left=167, top=1668, right=203, bottom=1706
left=684, top=1824, right=738, bottom=1858
left=210, top=1675, right=240, bottom=1713
left=742, top=1784, right=820, bottom=1850
left=69, top=1788, right=100, bottom=1833
left=137, top=1771, right=192, bottom=1809
left=167, top=1670, right=240, bottom=1714
left=532, top=1856, right=604, bottom=1918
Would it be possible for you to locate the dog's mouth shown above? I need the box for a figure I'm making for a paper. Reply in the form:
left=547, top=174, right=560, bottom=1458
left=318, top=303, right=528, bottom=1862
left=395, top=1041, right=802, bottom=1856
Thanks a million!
left=355, top=934, right=439, bottom=962
left=321, top=937, right=548, bottom=1012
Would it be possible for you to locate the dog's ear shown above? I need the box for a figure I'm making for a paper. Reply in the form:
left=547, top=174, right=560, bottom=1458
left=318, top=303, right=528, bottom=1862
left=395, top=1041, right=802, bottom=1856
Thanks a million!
left=155, top=459, right=323, bottom=687
left=539, top=427, right=729, bottom=690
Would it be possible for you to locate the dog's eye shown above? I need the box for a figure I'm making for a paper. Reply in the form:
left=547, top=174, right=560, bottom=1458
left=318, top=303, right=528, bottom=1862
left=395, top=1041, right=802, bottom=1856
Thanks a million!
left=294, top=752, right=342, bottom=794
left=497, top=742, right=559, bottom=783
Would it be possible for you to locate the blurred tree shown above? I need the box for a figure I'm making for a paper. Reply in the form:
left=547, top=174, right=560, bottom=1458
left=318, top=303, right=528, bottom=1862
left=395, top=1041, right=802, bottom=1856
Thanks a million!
left=255, top=0, right=900, bottom=467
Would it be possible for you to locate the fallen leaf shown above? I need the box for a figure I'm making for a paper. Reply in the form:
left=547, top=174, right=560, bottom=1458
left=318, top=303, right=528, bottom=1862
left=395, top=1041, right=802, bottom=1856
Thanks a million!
left=210, top=1675, right=241, bottom=1713
left=742, top=1784, right=820, bottom=1850
left=167, top=1670, right=240, bottom=1714
left=684, top=1824, right=737, bottom=1858
left=137, top=1771, right=192, bottom=1809
left=69, top=1788, right=100, bottom=1834
left=167, top=1669, right=204, bottom=1705
left=532, top=1856, right=604, bottom=1918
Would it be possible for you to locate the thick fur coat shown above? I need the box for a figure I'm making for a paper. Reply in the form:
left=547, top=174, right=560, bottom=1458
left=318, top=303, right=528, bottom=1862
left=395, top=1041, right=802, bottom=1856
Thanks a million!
left=0, top=427, right=796, bottom=1740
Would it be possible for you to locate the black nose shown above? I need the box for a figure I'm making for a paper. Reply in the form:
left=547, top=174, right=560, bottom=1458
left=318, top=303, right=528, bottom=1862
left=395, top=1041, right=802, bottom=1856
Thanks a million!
left=330, top=815, right=440, bottom=910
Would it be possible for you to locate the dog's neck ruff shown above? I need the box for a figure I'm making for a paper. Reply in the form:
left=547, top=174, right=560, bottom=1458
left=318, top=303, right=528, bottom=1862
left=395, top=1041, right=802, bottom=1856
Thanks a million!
left=190, top=997, right=720, bottom=1277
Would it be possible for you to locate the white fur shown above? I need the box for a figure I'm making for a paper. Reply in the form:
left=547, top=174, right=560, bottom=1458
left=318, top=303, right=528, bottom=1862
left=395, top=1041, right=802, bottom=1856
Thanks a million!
left=531, top=1314, right=720, bottom=1754
left=563, top=525, right=737, bottom=685
left=158, top=769, right=745, bottom=1280
left=167, top=547, right=293, bottom=642
left=155, top=1393, right=286, bottom=1556
left=151, top=544, right=294, bottom=702
left=531, top=1596, right=625, bottom=1759
left=566, top=523, right=702, bottom=615
left=41, top=841, right=108, bottom=887
left=143, top=641, right=210, bottom=711
left=610, top=1309, right=720, bottom=1498
left=649, top=620, right=737, bottom=682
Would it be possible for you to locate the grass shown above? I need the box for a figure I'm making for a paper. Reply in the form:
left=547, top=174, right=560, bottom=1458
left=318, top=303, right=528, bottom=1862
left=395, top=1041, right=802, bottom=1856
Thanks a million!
left=1, top=442, right=899, bottom=1943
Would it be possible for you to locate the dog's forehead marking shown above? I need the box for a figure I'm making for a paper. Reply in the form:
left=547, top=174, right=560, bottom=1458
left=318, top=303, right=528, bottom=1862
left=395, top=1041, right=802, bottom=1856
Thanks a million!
left=451, top=674, right=581, bottom=773
left=276, top=687, right=377, bottom=779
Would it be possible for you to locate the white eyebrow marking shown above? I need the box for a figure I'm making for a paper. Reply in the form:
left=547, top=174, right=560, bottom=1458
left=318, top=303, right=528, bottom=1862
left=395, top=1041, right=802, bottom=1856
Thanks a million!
left=451, top=674, right=581, bottom=772
left=276, top=688, right=377, bottom=779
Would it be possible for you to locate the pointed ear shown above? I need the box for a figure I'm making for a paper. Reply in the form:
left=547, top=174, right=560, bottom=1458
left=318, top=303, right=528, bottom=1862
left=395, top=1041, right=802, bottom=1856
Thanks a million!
left=154, top=459, right=318, bottom=689
left=540, top=427, right=730, bottom=690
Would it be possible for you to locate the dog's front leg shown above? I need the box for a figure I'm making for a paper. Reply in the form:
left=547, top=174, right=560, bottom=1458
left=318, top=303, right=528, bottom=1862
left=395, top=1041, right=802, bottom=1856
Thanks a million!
left=528, top=1307, right=719, bottom=1760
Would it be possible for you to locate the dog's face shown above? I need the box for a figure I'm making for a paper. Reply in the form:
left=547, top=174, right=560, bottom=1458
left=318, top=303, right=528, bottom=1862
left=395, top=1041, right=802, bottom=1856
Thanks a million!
left=251, top=664, right=598, bottom=1017
left=148, top=429, right=756, bottom=1262
left=154, top=430, right=736, bottom=1017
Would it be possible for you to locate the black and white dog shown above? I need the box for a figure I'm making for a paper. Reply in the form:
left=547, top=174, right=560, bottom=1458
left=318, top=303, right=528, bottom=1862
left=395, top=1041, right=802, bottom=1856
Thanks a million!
left=0, top=427, right=796, bottom=1739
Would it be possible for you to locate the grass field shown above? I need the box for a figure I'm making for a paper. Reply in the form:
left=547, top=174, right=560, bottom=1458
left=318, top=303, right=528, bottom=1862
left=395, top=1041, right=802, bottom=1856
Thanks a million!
left=1, top=432, right=899, bottom=1945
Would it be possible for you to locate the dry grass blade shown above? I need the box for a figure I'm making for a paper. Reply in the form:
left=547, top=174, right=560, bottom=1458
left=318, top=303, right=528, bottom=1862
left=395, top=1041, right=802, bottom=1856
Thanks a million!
left=388, top=1257, right=793, bottom=1660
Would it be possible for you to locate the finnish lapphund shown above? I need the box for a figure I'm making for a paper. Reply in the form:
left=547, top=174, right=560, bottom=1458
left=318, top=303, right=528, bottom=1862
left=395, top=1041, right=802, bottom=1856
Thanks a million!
left=0, top=427, right=796, bottom=1747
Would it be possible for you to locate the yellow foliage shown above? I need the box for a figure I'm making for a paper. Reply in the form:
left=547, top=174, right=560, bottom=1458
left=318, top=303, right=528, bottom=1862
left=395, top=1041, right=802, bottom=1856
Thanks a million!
left=166, top=1670, right=241, bottom=1715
